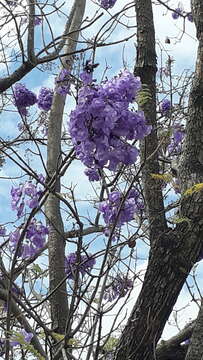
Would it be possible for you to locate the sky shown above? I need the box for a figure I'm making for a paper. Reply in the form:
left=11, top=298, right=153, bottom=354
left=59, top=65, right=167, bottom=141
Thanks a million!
left=0, top=0, right=202, bottom=355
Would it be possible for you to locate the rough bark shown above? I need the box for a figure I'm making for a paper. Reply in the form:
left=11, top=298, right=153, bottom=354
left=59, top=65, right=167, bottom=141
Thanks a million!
left=114, top=0, right=203, bottom=359
left=45, top=0, right=86, bottom=336
left=185, top=300, right=203, bottom=360
left=134, top=0, right=167, bottom=244
left=183, top=3, right=203, bottom=358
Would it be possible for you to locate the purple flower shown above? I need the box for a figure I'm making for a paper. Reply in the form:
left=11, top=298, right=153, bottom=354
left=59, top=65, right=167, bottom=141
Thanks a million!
left=0, top=227, right=6, bottom=236
left=104, top=275, right=133, bottom=302
left=99, top=189, right=143, bottom=229
left=56, top=69, right=71, bottom=96
left=23, top=181, right=37, bottom=196
left=65, top=252, right=96, bottom=279
left=69, top=70, right=150, bottom=173
left=57, top=85, right=70, bottom=96
left=9, top=230, right=21, bottom=252
left=187, top=13, right=193, bottom=22
left=168, top=124, right=185, bottom=155
left=37, top=87, right=53, bottom=111
left=160, top=99, right=171, bottom=113
left=13, top=83, right=37, bottom=110
left=99, top=0, right=117, bottom=10
left=6, top=0, right=16, bottom=6
left=9, top=220, right=48, bottom=259
left=26, top=197, right=39, bottom=209
left=34, top=16, right=42, bottom=26
left=80, top=71, right=93, bottom=85
left=11, top=330, right=33, bottom=346
left=172, top=8, right=182, bottom=20
left=84, top=168, right=100, bottom=181
left=37, top=173, right=45, bottom=184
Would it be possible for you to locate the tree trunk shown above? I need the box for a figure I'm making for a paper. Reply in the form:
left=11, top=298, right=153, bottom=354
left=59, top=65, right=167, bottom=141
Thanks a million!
left=45, top=0, right=86, bottom=336
left=114, top=0, right=203, bottom=359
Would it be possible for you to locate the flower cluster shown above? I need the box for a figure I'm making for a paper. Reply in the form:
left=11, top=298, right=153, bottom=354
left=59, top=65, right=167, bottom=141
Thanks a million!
left=11, top=177, right=44, bottom=218
left=69, top=70, right=151, bottom=178
left=99, top=0, right=117, bottom=10
left=104, top=275, right=133, bottom=302
left=168, top=124, right=185, bottom=155
left=172, top=8, right=182, bottom=20
left=160, top=99, right=171, bottom=114
left=13, top=83, right=37, bottom=115
left=21, top=16, right=42, bottom=26
left=99, top=189, right=144, bottom=231
left=56, top=68, right=71, bottom=96
left=37, top=87, right=53, bottom=111
left=172, top=8, right=193, bottom=22
left=0, top=227, right=6, bottom=236
left=9, top=219, right=48, bottom=258
left=65, top=252, right=96, bottom=279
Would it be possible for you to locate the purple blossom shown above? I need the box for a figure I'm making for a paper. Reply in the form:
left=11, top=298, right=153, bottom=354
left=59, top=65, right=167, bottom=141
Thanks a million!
left=172, top=8, right=182, bottom=20
left=37, top=87, right=53, bottom=111
left=99, top=0, right=117, bottom=10
left=84, top=168, right=100, bottom=181
left=34, top=16, right=42, bottom=26
left=11, top=180, right=43, bottom=216
left=56, top=69, right=71, bottom=96
left=99, top=189, right=143, bottom=229
left=23, top=181, right=37, bottom=196
left=65, top=252, right=96, bottom=279
left=168, top=124, right=185, bottom=155
left=26, top=197, right=39, bottom=209
left=160, top=99, right=171, bottom=113
left=11, top=330, right=33, bottom=346
left=37, top=173, right=45, bottom=184
left=9, top=229, right=21, bottom=252
left=187, top=13, right=193, bottom=22
left=80, top=70, right=93, bottom=85
left=0, top=227, right=6, bottom=236
left=9, top=220, right=48, bottom=258
left=21, top=16, right=42, bottom=26
left=13, top=83, right=37, bottom=112
left=6, top=0, right=16, bottom=6
left=69, top=70, right=151, bottom=174
left=57, top=85, right=70, bottom=96
left=104, top=275, right=133, bottom=302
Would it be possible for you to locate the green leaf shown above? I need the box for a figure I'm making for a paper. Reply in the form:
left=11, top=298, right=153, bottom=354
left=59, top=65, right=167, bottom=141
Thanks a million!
left=102, top=337, right=119, bottom=352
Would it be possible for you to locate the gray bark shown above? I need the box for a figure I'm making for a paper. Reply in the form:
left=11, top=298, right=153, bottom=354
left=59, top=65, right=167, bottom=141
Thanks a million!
left=45, top=0, right=86, bottom=337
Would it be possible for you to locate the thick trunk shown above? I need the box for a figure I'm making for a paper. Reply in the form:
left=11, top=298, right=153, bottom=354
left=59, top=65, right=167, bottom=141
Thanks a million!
left=185, top=300, right=203, bottom=360
left=114, top=0, right=203, bottom=359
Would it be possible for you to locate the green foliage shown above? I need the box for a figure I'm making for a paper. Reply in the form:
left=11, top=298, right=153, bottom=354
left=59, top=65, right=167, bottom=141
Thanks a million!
left=102, top=336, right=119, bottom=352
left=10, top=331, right=45, bottom=360
left=136, top=84, right=152, bottom=106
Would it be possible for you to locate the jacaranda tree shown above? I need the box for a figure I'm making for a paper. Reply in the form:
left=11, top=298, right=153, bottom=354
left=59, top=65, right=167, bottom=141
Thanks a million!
left=0, top=0, right=203, bottom=359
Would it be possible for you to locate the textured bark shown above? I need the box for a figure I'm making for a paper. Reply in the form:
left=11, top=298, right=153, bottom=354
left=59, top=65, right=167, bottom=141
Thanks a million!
left=183, top=3, right=203, bottom=359
left=185, top=300, right=203, bottom=360
left=156, top=320, right=194, bottom=360
left=45, top=0, right=86, bottom=336
left=134, top=0, right=167, bottom=244
left=114, top=0, right=203, bottom=359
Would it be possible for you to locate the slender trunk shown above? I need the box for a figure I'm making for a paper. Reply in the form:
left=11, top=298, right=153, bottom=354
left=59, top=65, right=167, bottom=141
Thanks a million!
left=45, top=0, right=86, bottom=335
